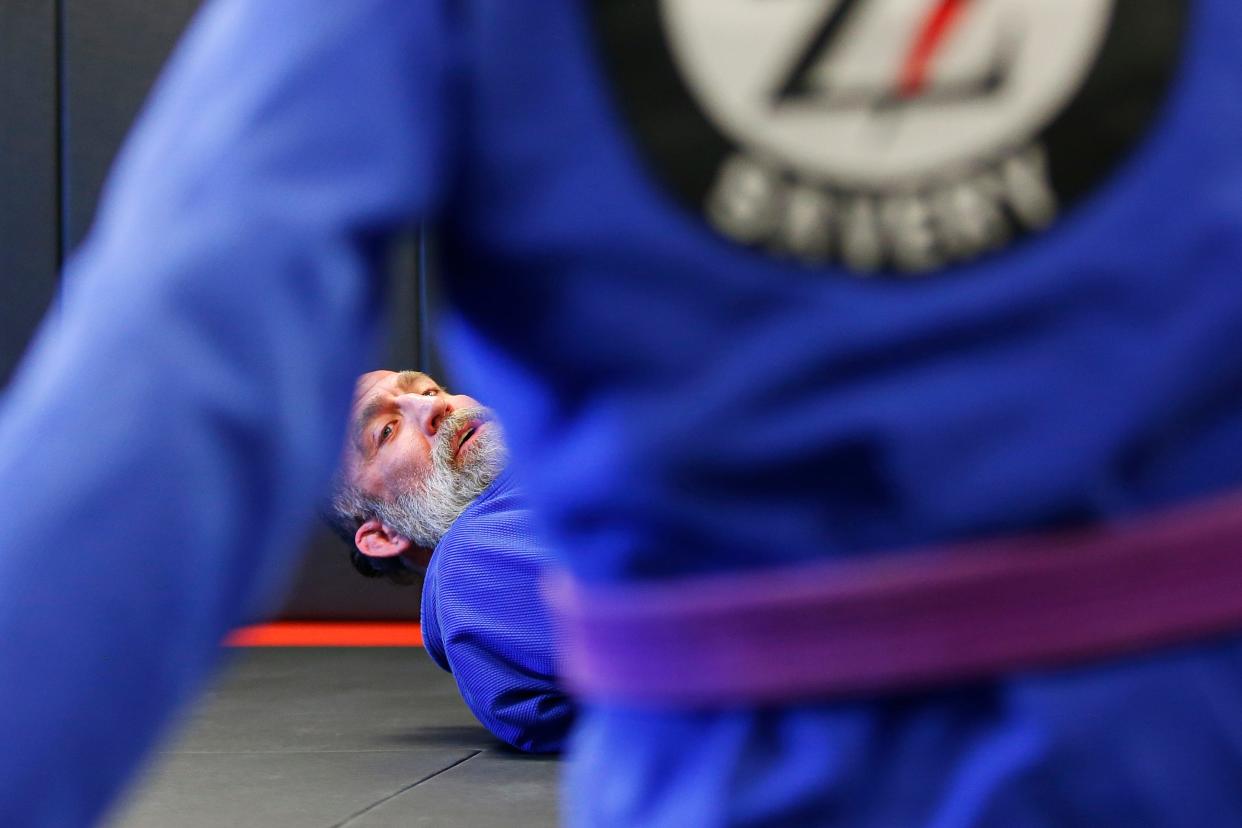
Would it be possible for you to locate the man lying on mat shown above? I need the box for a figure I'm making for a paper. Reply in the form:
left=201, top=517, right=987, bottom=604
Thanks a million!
left=326, top=369, right=571, bottom=753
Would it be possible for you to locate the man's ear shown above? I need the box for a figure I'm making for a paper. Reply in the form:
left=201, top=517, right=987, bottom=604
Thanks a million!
left=354, top=518, right=412, bottom=559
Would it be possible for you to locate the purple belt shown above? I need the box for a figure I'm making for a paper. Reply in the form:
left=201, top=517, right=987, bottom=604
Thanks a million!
left=546, top=491, right=1242, bottom=706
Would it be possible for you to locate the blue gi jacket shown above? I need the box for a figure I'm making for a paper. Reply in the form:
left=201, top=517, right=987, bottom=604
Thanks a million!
left=2, top=1, right=1242, bottom=826
left=420, top=468, right=571, bottom=754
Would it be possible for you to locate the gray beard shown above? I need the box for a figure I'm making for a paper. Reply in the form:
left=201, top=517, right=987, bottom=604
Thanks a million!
left=371, top=406, right=507, bottom=549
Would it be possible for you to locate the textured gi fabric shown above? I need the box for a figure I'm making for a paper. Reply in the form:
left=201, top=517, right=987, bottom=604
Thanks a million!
left=1, top=1, right=1241, bottom=826
left=420, top=468, right=572, bottom=754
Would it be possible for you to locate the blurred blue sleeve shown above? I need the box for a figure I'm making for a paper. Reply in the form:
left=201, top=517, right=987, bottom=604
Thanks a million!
left=0, top=1, right=454, bottom=824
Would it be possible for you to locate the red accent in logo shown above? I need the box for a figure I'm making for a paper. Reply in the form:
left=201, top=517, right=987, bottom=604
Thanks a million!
left=900, top=0, right=976, bottom=98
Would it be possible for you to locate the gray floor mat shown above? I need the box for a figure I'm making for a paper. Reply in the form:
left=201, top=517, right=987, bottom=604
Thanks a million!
left=103, top=647, right=560, bottom=827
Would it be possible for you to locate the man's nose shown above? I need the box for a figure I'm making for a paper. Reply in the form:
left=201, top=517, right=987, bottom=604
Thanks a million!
left=398, top=394, right=452, bottom=436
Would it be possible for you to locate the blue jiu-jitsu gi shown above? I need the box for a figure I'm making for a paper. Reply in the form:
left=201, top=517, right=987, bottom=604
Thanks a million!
left=3, top=1, right=1242, bottom=826
left=421, top=468, right=571, bottom=754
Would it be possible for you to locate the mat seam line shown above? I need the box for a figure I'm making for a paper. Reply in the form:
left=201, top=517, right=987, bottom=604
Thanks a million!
left=330, top=749, right=483, bottom=828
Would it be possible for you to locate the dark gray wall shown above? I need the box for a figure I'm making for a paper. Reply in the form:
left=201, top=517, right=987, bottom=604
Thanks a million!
left=63, top=0, right=204, bottom=250
left=3, top=1, right=433, bottom=618
left=0, top=2, right=60, bottom=387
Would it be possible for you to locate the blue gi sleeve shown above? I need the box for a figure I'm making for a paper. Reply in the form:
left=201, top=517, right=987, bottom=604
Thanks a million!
left=0, top=2, right=455, bottom=825
left=433, top=531, right=574, bottom=754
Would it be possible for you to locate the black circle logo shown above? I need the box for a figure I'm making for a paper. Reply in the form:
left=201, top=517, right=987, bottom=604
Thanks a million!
left=592, top=0, right=1190, bottom=275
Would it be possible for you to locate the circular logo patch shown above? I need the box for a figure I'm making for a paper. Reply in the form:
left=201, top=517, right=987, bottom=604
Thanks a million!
left=592, top=0, right=1190, bottom=275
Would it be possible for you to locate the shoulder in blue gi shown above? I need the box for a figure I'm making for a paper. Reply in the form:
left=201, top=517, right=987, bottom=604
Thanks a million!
left=420, top=468, right=572, bottom=754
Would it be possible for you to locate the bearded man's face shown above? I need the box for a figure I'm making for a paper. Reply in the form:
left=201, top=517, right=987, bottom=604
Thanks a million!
left=347, top=370, right=507, bottom=549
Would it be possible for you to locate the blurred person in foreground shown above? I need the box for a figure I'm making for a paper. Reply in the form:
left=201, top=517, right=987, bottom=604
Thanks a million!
left=327, top=369, right=570, bottom=754
left=4, top=2, right=1242, bottom=827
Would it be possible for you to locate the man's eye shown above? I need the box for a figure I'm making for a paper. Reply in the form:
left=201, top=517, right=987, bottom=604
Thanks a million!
left=422, top=387, right=441, bottom=396
left=379, top=424, right=395, bottom=444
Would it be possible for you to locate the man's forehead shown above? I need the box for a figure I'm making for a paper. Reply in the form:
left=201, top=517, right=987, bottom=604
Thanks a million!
left=352, top=370, right=431, bottom=407
left=353, top=371, right=395, bottom=405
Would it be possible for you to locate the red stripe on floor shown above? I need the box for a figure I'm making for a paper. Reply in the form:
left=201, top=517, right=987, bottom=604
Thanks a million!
left=225, top=622, right=423, bottom=647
